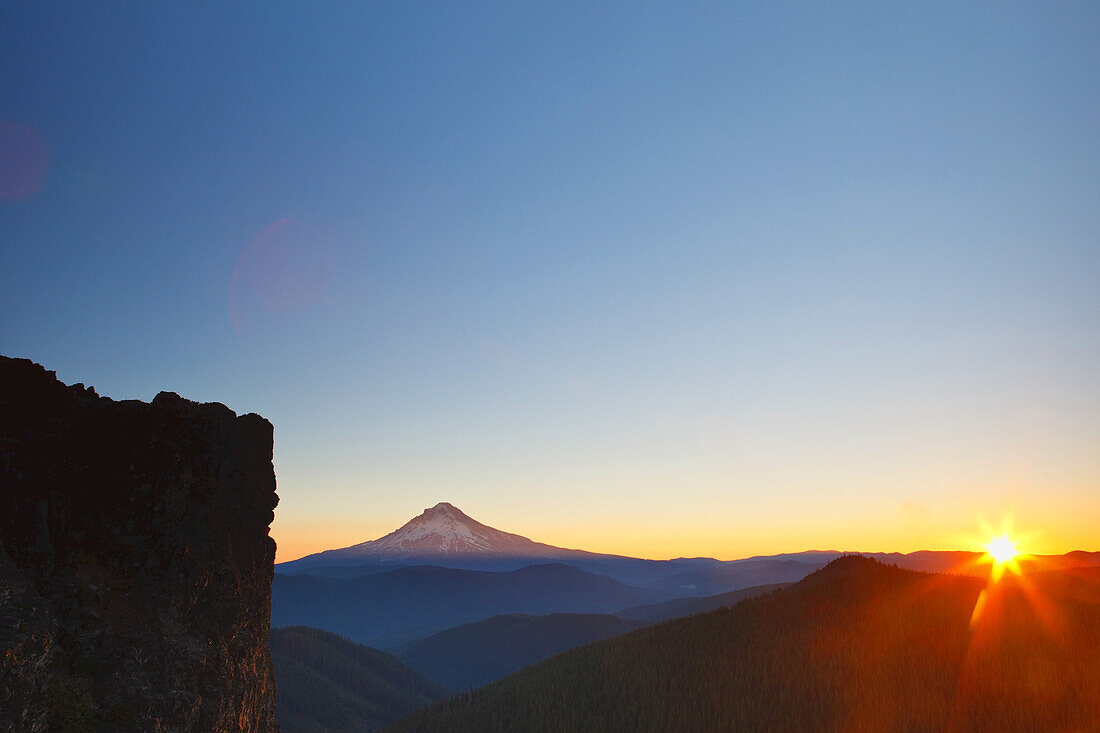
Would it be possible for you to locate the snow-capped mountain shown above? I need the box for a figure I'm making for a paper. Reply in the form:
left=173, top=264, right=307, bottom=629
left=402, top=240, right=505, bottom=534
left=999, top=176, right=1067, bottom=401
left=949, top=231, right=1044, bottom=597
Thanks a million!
left=279, top=502, right=591, bottom=571
left=353, top=502, right=569, bottom=556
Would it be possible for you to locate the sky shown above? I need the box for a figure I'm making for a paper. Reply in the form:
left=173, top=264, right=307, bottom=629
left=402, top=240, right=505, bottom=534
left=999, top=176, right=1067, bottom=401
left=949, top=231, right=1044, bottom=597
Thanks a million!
left=2, top=2, right=1097, bottom=562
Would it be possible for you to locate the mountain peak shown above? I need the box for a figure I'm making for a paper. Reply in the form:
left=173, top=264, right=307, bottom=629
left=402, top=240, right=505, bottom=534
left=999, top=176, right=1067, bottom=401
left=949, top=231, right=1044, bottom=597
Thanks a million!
left=423, top=501, right=464, bottom=518
left=333, top=502, right=561, bottom=558
left=277, top=502, right=595, bottom=569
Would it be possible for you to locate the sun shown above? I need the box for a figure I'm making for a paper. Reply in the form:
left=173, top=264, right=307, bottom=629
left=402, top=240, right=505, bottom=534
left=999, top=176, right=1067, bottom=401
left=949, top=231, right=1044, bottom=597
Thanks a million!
left=969, top=516, right=1046, bottom=629
left=976, top=517, right=1030, bottom=582
left=986, top=535, right=1018, bottom=564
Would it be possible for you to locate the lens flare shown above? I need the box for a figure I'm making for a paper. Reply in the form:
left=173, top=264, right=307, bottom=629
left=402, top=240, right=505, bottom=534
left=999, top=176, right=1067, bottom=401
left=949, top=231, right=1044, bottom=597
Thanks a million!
left=983, top=534, right=1021, bottom=582
left=986, top=535, right=1017, bottom=565
left=972, top=515, right=1032, bottom=583
left=967, top=516, right=1062, bottom=645
left=0, top=121, right=49, bottom=200
left=229, top=218, right=337, bottom=334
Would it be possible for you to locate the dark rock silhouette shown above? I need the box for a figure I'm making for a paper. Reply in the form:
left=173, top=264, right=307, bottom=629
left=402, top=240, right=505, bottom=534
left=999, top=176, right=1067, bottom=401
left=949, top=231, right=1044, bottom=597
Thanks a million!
left=0, top=356, right=280, bottom=731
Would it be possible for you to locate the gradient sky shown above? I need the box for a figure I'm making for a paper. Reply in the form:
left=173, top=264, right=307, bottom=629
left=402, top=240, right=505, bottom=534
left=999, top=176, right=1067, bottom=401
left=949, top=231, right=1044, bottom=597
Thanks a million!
left=2, top=2, right=1097, bottom=561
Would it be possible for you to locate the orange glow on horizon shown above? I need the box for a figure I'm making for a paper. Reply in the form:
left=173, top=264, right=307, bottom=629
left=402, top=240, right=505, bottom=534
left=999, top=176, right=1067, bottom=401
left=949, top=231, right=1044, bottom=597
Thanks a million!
left=271, top=507, right=1089, bottom=564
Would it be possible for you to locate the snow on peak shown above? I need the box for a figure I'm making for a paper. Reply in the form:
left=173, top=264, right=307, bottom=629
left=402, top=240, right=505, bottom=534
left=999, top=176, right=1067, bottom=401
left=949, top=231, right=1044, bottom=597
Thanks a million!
left=278, top=501, right=597, bottom=568
left=338, top=502, right=566, bottom=558
left=423, top=501, right=463, bottom=518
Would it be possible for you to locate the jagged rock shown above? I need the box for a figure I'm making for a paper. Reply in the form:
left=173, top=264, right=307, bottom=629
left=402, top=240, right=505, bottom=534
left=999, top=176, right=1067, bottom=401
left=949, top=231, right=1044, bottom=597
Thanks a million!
left=0, top=356, right=280, bottom=732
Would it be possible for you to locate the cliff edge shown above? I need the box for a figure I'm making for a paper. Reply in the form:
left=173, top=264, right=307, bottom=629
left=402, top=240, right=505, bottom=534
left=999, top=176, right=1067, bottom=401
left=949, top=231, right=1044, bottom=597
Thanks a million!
left=0, top=356, right=280, bottom=732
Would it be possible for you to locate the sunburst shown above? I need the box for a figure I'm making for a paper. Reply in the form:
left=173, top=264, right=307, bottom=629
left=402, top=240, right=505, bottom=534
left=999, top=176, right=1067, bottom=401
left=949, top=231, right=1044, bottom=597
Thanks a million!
left=974, top=515, right=1032, bottom=582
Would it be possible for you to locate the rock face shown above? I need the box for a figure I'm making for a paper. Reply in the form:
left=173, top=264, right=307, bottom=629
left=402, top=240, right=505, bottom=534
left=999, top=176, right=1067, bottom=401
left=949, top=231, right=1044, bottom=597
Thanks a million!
left=0, top=356, right=281, bottom=732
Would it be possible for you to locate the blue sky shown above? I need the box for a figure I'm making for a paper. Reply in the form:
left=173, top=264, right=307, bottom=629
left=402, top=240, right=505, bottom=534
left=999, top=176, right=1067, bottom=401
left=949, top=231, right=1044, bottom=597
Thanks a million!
left=2, top=2, right=1097, bottom=559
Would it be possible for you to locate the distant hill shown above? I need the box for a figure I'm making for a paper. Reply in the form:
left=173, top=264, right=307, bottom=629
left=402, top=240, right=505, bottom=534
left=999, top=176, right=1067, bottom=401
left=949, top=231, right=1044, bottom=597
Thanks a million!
left=644, top=559, right=823, bottom=595
left=287, top=564, right=389, bottom=580
left=270, top=626, right=444, bottom=733
left=272, top=563, right=672, bottom=648
left=616, top=582, right=790, bottom=622
left=397, top=613, right=646, bottom=692
left=390, top=557, right=1100, bottom=732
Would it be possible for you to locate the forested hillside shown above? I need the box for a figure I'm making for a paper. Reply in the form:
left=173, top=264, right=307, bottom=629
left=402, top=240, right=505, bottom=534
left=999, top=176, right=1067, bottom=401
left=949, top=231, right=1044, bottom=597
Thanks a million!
left=271, top=626, right=444, bottom=732
left=390, top=558, right=1100, bottom=732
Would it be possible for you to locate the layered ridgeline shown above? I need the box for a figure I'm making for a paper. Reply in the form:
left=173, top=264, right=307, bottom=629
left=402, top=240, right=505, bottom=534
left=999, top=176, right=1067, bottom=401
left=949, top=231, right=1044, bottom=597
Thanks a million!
left=615, top=582, right=791, bottom=623
left=0, top=356, right=281, bottom=731
left=271, top=627, right=444, bottom=733
left=279, top=501, right=1100, bottom=592
left=275, top=500, right=1100, bottom=667
left=392, top=584, right=790, bottom=692
left=273, top=502, right=686, bottom=649
left=396, top=614, right=646, bottom=693
left=272, top=563, right=671, bottom=649
left=392, top=557, right=1100, bottom=732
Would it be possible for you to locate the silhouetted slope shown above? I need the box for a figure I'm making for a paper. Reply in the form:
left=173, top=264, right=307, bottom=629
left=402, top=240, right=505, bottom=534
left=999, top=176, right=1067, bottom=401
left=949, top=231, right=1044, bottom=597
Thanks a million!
left=271, top=627, right=444, bottom=733
left=391, top=556, right=1100, bottom=732
left=617, top=582, right=790, bottom=622
left=398, top=613, right=645, bottom=692
left=0, top=356, right=280, bottom=731
left=272, top=563, right=671, bottom=647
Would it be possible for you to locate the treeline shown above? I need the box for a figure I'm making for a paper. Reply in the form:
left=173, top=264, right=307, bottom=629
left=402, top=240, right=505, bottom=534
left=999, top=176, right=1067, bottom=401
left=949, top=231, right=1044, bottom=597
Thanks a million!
left=270, top=626, right=444, bottom=733
left=388, top=557, right=1100, bottom=732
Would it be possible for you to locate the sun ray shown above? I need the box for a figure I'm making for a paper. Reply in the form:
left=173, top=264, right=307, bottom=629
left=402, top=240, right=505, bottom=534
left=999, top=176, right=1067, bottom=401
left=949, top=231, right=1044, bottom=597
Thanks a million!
left=972, top=514, right=1036, bottom=582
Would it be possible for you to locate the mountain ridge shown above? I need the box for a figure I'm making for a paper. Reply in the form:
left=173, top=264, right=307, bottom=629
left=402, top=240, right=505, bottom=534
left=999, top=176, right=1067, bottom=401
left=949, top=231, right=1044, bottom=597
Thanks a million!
left=389, top=557, right=1100, bottom=732
left=279, top=502, right=1100, bottom=596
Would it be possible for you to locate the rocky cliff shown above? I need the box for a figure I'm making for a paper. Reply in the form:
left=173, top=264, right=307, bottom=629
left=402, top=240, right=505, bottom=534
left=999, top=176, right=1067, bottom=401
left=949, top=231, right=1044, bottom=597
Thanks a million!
left=0, top=356, right=281, bottom=732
